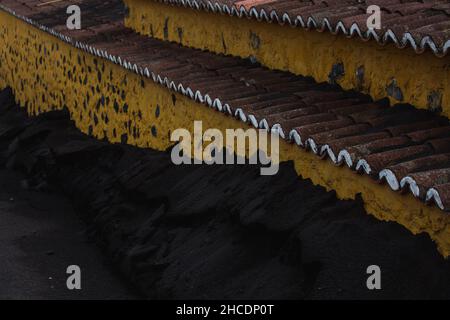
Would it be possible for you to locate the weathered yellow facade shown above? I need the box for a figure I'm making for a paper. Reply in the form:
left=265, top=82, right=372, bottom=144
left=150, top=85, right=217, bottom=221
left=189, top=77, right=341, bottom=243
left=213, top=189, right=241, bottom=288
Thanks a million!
left=0, top=10, right=449, bottom=257
left=124, top=0, right=450, bottom=118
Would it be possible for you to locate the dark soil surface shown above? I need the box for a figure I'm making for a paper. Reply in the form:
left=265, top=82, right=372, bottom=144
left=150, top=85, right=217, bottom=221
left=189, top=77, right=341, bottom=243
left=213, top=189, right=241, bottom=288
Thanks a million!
left=0, top=87, right=449, bottom=299
left=0, top=169, right=138, bottom=299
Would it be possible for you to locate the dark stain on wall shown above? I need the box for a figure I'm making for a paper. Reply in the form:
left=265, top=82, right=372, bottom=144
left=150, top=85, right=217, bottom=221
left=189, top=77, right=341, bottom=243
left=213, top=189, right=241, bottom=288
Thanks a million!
left=328, top=62, right=345, bottom=85
left=163, top=17, right=169, bottom=40
left=356, top=65, right=365, bottom=91
left=386, top=79, right=404, bottom=101
left=427, top=90, right=443, bottom=113
left=249, top=31, right=260, bottom=50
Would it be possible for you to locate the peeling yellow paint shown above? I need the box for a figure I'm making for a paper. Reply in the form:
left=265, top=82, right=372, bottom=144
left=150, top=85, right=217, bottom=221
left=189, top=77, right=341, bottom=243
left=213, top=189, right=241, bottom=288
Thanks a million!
left=0, top=10, right=449, bottom=257
left=123, top=0, right=450, bottom=118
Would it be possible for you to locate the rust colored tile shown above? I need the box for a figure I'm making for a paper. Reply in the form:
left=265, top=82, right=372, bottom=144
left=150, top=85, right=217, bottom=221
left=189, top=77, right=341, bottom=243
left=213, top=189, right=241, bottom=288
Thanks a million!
left=427, top=183, right=450, bottom=211
left=310, top=123, right=371, bottom=145
left=325, top=132, right=391, bottom=156
left=385, top=153, right=450, bottom=182
left=361, top=144, right=433, bottom=176
left=403, top=168, right=450, bottom=199
left=345, top=136, right=411, bottom=164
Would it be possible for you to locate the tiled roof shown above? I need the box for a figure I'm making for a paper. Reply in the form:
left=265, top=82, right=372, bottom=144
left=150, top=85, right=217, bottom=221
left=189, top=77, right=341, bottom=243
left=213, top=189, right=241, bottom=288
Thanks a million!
left=152, top=0, right=450, bottom=57
left=1, top=0, right=450, bottom=211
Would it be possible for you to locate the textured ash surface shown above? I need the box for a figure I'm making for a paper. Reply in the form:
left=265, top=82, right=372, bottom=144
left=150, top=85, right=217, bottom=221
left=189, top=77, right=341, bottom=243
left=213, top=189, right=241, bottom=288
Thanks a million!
left=0, top=91, right=138, bottom=299
left=0, top=88, right=449, bottom=299
left=0, top=169, right=139, bottom=299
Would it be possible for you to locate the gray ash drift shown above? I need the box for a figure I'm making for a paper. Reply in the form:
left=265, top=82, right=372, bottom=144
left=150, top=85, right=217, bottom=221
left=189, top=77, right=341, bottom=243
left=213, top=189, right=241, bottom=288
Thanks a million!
left=0, top=87, right=449, bottom=299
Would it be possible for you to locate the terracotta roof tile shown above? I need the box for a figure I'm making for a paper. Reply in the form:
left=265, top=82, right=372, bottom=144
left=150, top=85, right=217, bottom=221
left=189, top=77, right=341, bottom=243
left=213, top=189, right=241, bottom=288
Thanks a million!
left=1, top=0, right=450, bottom=211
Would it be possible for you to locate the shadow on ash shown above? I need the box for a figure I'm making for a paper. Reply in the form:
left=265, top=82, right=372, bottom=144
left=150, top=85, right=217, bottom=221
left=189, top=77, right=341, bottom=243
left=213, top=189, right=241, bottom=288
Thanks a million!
left=0, top=87, right=449, bottom=300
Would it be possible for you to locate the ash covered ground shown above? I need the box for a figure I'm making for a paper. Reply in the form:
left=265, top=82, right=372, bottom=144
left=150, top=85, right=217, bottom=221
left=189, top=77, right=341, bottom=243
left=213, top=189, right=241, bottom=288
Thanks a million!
left=0, top=88, right=449, bottom=299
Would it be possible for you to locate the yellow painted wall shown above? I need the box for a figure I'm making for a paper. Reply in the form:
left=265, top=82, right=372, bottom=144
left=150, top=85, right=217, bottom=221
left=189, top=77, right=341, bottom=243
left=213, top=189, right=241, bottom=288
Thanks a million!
left=124, top=0, right=450, bottom=118
left=0, top=10, right=449, bottom=257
